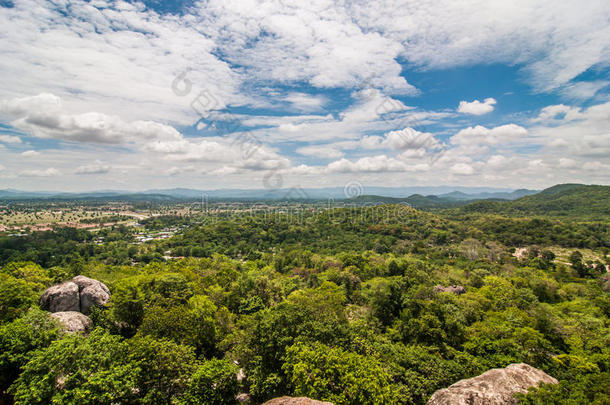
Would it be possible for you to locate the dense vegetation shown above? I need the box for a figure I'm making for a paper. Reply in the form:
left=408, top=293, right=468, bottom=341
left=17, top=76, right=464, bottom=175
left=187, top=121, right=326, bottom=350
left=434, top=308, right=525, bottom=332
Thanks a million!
left=0, top=186, right=609, bottom=404
left=455, top=184, right=610, bottom=220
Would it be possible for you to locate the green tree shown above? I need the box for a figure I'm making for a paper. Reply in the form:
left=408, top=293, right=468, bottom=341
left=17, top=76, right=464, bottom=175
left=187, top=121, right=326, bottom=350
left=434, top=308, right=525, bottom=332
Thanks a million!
left=0, top=309, right=60, bottom=394
left=283, top=342, right=398, bottom=405
left=128, top=336, right=197, bottom=404
left=181, top=358, right=239, bottom=405
left=0, top=274, right=38, bottom=324
left=9, top=329, right=139, bottom=404
left=570, top=251, right=588, bottom=277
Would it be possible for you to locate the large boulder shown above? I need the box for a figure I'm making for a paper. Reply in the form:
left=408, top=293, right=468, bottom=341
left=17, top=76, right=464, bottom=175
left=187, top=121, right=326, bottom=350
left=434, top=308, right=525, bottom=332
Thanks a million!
left=263, top=397, right=333, bottom=405
left=50, top=311, right=92, bottom=334
left=72, top=275, right=110, bottom=314
left=39, top=276, right=111, bottom=315
left=426, top=363, right=558, bottom=405
left=39, top=281, right=80, bottom=312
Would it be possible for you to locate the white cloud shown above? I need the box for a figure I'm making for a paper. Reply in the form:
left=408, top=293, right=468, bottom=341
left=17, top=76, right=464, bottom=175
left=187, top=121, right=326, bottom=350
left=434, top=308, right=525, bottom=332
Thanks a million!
left=0, top=134, right=22, bottom=144
left=560, top=80, right=610, bottom=101
left=326, top=155, right=425, bottom=173
left=487, top=155, right=508, bottom=168
left=348, top=0, right=610, bottom=92
left=2, top=94, right=183, bottom=145
left=383, top=127, right=441, bottom=150
left=20, top=168, right=60, bottom=177
left=195, top=0, right=416, bottom=94
left=0, top=0, right=240, bottom=124
left=583, top=161, right=610, bottom=171
left=245, top=89, right=441, bottom=144
left=75, top=163, right=111, bottom=175
left=534, top=104, right=581, bottom=122
left=1, top=93, right=61, bottom=117
left=283, top=93, right=327, bottom=111
left=451, top=124, right=528, bottom=146
left=530, top=101, right=610, bottom=158
left=0, top=0, right=608, bottom=130
left=167, top=166, right=195, bottom=176
left=21, top=150, right=40, bottom=157
left=296, top=145, right=344, bottom=159
left=210, top=166, right=240, bottom=176
left=558, top=158, right=577, bottom=168
left=457, top=98, right=497, bottom=115
left=450, top=163, right=475, bottom=175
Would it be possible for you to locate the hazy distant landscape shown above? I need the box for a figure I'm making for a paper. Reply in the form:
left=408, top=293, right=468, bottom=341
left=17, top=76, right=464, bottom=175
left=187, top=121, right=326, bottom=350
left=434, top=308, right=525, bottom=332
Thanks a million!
left=1, top=0, right=609, bottom=404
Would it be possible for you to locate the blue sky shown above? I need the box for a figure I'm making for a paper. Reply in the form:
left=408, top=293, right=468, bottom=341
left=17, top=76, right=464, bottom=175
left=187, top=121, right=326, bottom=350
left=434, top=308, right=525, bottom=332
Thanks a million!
left=0, top=0, right=609, bottom=192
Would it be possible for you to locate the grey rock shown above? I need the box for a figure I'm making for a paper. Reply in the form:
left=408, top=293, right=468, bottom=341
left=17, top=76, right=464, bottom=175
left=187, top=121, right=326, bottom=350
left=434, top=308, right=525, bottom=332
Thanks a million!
left=433, top=285, right=466, bottom=295
left=236, top=393, right=251, bottom=403
left=39, top=282, right=80, bottom=312
left=263, top=397, right=333, bottom=405
left=39, top=275, right=111, bottom=315
left=426, top=363, right=558, bottom=405
left=50, top=311, right=92, bottom=334
left=72, top=275, right=110, bottom=314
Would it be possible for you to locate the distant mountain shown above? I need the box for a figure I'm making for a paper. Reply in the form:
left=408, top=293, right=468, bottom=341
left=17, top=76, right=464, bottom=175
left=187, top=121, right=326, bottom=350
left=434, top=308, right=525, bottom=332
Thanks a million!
left=457, top=184, right=610, bottom=219
left=0, top=186, right=525, bottom=201
left=148, top=186, right=518, bottom=200
left=439, top=189, right=538, bottom=201
left=346, top=194, right=469, bottom=209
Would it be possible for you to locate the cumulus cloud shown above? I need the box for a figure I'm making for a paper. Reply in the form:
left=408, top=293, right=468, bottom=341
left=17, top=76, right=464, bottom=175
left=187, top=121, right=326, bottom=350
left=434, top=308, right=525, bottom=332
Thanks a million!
left=1, top=94, right=183, bottom=144
left=326, top=155, right=427, bottom=173
left=530, top=101, right=610, bottom=159
left=533, top=104, right=581, bottom=122
left=451, top=124, right=528, bottom=146
left=1, top=93, right=61, bottom=117
left=383, top=128, right=441, bottom=150
left=21, top=150, right=40, bottom=157
left=457, top=98, right=497, bottom=115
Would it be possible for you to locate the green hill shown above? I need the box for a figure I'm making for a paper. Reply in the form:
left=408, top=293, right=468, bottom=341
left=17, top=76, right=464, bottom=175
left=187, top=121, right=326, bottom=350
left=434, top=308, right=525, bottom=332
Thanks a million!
left=457, top=184, right=610, bottom=219
left=346, top=194, right=468, bottom=209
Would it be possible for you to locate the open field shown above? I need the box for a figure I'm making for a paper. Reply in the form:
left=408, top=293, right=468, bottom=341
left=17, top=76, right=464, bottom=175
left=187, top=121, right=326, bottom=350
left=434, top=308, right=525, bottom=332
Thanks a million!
left=0, top=203, right=155, bottom=232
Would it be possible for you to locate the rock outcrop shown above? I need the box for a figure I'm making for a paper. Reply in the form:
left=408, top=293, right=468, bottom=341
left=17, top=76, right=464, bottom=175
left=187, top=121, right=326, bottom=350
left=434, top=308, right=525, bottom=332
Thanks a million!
left=426, top=363, right=558, bottom=405
left=72, top=275, right=111, bottom=314
left=40, top=276, right=110, bottom=334
left=39, top=281, right=80, bottom=312
left=40, top=275, right=110, bottom=315
left=50, top=311, right=93, bottom=334
left=433, top=285, right=466, bottom=295
left=262, top=397, right=333, bottom=405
